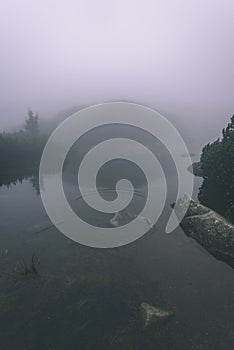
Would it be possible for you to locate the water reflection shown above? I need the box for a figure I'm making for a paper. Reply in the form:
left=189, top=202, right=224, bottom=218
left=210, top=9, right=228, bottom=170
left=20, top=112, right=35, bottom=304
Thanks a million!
left=0, top=165, right=40, bottom=194
left=0, top=162, right=234, bottom=349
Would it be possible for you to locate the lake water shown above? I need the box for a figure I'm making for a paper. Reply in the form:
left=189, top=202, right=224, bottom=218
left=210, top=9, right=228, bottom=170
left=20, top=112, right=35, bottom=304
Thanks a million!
left=0, top=131, right=234, bottom=349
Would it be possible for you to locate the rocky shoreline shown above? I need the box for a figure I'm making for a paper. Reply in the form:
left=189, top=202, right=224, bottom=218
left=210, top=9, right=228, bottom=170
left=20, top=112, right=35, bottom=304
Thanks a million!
left=174, top=195, right=234, bottom=267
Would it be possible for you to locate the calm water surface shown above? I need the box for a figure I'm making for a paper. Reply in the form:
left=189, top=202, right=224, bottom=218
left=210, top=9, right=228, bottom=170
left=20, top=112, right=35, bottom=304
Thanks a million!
left=0, top=151, right=233, bottom=349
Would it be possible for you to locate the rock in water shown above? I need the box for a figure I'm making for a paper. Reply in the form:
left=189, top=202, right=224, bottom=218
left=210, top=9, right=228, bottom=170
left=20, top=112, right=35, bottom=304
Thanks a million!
left=110, top=211, right=153, bottom=229
left=140, top=302, right=174, bottom=328
left=173, top=195, right=234, bottom=267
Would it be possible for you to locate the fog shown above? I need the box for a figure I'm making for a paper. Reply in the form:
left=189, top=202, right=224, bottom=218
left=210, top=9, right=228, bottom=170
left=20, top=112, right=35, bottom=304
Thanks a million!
left=0, top=0, right=234, bottom=152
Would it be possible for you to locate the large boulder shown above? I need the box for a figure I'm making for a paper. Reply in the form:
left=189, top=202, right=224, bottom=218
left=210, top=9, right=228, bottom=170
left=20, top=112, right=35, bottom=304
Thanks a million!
left=174, top=195, right=234, bottom=267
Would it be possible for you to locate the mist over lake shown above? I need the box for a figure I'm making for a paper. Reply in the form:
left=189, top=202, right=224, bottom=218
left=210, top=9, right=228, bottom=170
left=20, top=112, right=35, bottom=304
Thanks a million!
left=0, top=1, right=234, bottom=349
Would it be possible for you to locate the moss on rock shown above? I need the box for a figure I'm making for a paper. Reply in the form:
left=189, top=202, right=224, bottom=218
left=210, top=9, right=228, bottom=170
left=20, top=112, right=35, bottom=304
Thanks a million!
left=174, top=196, right=234, bottom=267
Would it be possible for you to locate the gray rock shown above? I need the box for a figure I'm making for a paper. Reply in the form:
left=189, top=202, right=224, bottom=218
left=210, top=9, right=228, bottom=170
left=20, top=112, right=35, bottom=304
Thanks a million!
left=174, top=195, right=234, bottom=267
left=109, top=211, right=129, bottom=227
left=110, top=211, right=153, bottom=229
left=140, top=302, right=174, bottom=328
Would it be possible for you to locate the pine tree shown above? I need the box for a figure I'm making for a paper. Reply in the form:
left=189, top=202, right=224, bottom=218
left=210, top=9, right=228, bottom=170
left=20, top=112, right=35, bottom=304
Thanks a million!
left=24, top=109, right=39, bottom=138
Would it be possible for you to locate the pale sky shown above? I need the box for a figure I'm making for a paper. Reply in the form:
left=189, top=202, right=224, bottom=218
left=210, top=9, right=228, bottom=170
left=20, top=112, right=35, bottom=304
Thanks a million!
left=0, top=0, right=234, bottom=150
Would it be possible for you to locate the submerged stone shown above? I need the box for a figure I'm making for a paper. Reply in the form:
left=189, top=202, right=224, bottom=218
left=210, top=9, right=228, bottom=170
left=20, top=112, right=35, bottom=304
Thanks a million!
left=140, top=302, right=174, bottom=328
left=110, top=211, right=153, bottom=229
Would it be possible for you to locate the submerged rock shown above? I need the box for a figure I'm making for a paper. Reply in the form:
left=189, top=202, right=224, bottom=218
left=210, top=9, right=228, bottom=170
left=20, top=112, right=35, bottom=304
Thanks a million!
left=140, top=302, right=174, bottom=328
left=174, top=195, right=234, bottom=267
left=110, top=211, right=153, bottom=229
left=109, top=211, right=129, bottom=227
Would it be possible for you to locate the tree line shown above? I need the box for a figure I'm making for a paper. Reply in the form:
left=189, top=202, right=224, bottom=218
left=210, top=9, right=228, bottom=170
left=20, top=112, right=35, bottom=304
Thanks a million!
left=0, top=110, right=46, bottom=166
left=199, top=114, right=234, bottom=222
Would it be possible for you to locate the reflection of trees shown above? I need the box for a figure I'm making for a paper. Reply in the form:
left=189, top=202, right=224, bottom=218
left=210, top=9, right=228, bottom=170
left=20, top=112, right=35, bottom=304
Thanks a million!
left=0, top=165, right=40, bottom=195
left=29, top=174, right=40, bottom=195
